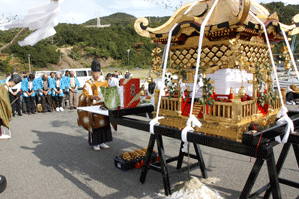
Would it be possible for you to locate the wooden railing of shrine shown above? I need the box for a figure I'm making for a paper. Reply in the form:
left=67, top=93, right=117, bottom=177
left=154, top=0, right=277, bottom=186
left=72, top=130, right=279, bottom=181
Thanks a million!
left=272, top=97, right=282, bottom=110
left=154, top=88, right=282, bottom=124
left=154, top=90, right=182, bottom=116
left=204, top=99, right=258, bottom=123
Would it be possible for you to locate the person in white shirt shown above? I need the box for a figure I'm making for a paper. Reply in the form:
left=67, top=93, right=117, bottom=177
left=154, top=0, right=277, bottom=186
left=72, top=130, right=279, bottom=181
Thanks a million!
left=118, top=72, right=123, bottom=79
left=8, top=73, right=22, bottom=116
left=67, top=71, right=80, bottom=110
left=53, top=73, right=64, bottom=112
left=107, top=73, right=119, bottom=87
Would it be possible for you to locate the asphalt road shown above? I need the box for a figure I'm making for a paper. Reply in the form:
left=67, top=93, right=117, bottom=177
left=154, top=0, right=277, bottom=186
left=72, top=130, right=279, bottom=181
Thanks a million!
left=0, top=105, right=298, bottom=198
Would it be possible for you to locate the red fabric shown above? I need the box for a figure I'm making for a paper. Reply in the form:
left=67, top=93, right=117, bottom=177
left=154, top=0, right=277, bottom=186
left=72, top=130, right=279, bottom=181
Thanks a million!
left=119, top=78, right=140, bottom=108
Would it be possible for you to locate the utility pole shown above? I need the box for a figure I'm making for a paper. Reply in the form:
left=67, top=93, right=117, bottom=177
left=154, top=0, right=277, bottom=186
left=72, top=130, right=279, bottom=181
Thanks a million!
left=28, top=54, right=31, bottom=73
left=11, top=54, right=15, bottom=72
left=127, top=49, right=130, bottom=68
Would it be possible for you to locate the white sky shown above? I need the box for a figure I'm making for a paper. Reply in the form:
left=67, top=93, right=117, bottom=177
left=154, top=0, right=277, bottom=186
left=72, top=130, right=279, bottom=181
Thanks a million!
left=0, top=0, right=298, bottom=24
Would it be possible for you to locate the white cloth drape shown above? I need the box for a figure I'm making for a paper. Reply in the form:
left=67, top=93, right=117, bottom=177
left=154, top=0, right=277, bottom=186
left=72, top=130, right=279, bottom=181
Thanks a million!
left=5, top=0, right=64, bottom=46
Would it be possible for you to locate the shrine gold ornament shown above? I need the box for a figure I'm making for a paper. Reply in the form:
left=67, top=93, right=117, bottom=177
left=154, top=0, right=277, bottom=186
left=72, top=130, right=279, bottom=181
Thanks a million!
left=135, top=0, right=299, bottom=142
left=151, top=47, right=163, bottom=77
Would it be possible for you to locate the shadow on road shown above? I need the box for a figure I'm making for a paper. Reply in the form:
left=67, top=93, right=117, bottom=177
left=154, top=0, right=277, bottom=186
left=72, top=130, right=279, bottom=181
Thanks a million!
left=19, top=129, right=244, bottom=198
left=20, top=130, right=176, bottom=198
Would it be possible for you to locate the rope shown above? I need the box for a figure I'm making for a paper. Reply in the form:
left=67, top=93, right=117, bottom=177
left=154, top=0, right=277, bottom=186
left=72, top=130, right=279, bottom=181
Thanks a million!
left=180, top=0, right=219, bottom=152
left=189, top=0, right=219, bottom=116
left=250, top=12, right=294, bottom=144
left=150, top=1, right=200, bottom=134
left=155, top=23, right=178, bottom=118
left=250, top=12, right=284, bottom=105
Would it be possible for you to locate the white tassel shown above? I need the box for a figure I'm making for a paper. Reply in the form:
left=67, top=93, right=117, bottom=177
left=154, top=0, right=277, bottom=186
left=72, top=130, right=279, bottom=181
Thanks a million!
left=149, top=116, right=164, bottom=134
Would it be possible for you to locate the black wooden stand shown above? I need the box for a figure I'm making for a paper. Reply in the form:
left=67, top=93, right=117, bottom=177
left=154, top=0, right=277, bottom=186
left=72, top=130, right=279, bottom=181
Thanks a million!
left=107, top=105, right=299, bottom=198
left=139, top=134, right=208, bottom=196
left=250, top=132, right=299, bottom=199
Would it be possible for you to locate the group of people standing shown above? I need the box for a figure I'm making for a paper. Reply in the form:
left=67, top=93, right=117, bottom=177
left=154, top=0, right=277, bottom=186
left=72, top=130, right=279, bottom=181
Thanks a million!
left=1, top=62, right=133, bottom=151
left=0, top=70, right=80, bottom=116
left=106, top=70, right=132, bottom=80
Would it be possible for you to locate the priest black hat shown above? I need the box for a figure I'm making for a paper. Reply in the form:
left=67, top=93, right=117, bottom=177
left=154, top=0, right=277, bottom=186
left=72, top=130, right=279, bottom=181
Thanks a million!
left=91, top=60, right=101, bottom=72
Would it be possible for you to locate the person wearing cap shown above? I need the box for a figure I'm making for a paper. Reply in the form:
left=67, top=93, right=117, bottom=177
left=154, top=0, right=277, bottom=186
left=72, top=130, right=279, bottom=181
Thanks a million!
left=77, top=60, right=113, bottom=151
left=124, top=71, right=130, bottom=79
left=52, top=73, right=65, bottom=112
left=66, top=71, right=80, bottom=110
left=8, top=72, right=23, bottom=116
left=0, top=74, right=22, bottom=137
left=21, top=74, right=38, bottom=115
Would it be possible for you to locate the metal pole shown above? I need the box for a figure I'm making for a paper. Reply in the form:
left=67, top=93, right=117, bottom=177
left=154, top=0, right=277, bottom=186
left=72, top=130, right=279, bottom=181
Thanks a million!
left=127, top=49, right=130, bottom=68
left=28, top=54, right=31, bottom=74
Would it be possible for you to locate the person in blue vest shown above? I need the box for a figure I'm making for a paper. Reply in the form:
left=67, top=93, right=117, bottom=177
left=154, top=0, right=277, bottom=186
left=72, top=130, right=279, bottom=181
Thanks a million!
left=37, top=74, right=54, bottom=113
left=62, top=70, right=70, bottom=108
left=21, top=74, right=38, bottom=115
left=49, top=72, right=56, bottom=103
left=0, top=79, right=2, bottom=84
left=3, top=73, right=10, bottom=83
left=52, top=73, right=65, bottom=112
left=66, top=71, right=80, bottom=109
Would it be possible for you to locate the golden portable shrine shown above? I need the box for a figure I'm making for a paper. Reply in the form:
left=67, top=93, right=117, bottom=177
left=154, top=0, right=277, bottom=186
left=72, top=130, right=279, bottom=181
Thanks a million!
left=134, top=0, right=299, bottom=142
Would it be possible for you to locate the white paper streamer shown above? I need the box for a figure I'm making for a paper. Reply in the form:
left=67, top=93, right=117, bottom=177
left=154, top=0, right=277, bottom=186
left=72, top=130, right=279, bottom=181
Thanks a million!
left=27, top=11, right=60, bottom=31
left=4, top=0, right=63, bottom=47
left=18, top=26, right=56, bottom=46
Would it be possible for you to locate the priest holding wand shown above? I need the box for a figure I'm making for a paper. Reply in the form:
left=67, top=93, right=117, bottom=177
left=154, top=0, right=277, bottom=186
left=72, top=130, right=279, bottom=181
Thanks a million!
left=77, top=60, right=116, bottom=151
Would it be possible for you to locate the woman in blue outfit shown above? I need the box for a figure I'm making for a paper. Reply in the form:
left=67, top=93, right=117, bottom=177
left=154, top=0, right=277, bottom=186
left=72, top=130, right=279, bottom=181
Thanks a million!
left=21, top=74, right=38, bottom=115
left=52, top=73, right=65, bottom=111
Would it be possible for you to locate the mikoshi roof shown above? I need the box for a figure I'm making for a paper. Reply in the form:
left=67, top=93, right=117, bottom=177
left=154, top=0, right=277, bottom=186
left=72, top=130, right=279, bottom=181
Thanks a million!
left=134, top=0, right=299, bottom=44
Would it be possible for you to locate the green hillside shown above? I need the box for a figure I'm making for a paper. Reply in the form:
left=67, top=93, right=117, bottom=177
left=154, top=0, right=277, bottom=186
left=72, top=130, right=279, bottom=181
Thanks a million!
left=0, top=2, right=299, bottom=73
left=83, top=12, right=137, bottom=26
